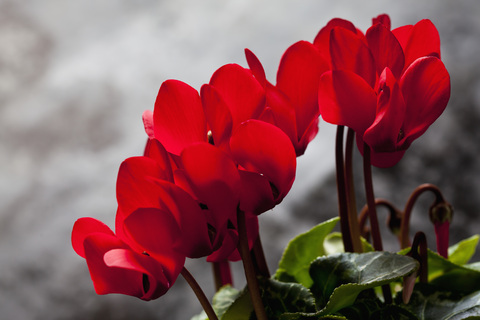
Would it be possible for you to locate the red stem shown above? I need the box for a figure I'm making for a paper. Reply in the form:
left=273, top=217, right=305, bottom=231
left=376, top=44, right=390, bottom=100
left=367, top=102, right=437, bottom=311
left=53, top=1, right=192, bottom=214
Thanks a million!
left=212, top=261, right=233, bottom=291
left=237, top=209, right=268, bottom=320
left=181, top=267, right=218, bottom=320
left=345, top=128, right=362, bottom=252
left=335, top=126, right=354, bottom=252
left=362, top=144, right=383, bottom=251
left=399, top=183, right=445, bottom=249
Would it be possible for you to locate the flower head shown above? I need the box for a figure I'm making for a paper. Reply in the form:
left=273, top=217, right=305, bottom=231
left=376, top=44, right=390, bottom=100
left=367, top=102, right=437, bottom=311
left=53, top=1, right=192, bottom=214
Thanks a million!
left=317, top=14, right=450, bottom=167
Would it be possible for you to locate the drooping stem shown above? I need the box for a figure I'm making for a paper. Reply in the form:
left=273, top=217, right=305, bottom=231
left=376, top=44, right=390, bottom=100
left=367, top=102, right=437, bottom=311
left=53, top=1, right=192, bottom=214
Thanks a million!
left=399, top=183, right=446, bottom=249
left=358, top=199, right=403, bottom=246
left=362, top=144, right=383, bottom=251
left=212, top=261, right=233, bottom=291
left=344, top=128, right=363, bottom=252
left=403, top=232, right=428, bottom=304
left=181, top=267, right=218, bottom=320
left=252, top=234, right=270, bottom=278
left=410, top=232, right=428, bottom=283
left=237, top=209, right=268, bottom=320
left=335, top=126, right=354, bottom=252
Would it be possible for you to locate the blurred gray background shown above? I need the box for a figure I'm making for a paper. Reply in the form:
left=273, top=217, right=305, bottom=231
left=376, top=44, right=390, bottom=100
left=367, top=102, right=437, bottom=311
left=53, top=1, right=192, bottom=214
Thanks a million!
left=1, top=0, right=479, bottom=319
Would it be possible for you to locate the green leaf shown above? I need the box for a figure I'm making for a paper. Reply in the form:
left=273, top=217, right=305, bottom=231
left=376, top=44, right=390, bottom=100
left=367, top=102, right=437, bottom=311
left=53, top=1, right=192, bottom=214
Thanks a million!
left=425, top=250, right=480, bottom=294
left=285, top=252, right=418, bottom=318
left=323, top=232, right=375, bottom=255
left=213, top=285, right=243, bottom=318
left=400, top=283, right=480, bottom=320
left=221, top=287, right=253, bottom=320
left=190, top=285, right=245, bottom=320
left=448, top=235, right=479, bottom=266
left=339, top=299, right=418, bottom=320
left=275, top=218, right=339, bottom=288
left=256, top=277, right=316, bottom=319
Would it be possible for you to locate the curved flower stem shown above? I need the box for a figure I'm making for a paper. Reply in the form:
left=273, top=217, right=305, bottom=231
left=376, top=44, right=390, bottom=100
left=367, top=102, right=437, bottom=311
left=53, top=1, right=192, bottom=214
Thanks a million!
left=335, top=126, right=354, bottom=252
left=410, top=232, right=428, bottom=283
left=212, top=261, right=233, bottom=291
left=345, top=128, right=362, bottom=252
left=237, top=209, right=268, bottom=320
left=252, top=234, right=270, bottom=278
left=358, top=199, right=403, bottom=246
left=399, top=183, right=445, bottom=249
left=362, top=144, right=392, bottom=304
left=403, top=232, right=428, bottom=304
left=181, top=267, right=219, bottom=320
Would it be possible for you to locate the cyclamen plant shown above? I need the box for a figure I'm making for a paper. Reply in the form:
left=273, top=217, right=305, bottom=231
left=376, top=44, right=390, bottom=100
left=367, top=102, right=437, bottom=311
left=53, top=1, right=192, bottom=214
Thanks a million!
left=72, top=14, right=480, bottom=319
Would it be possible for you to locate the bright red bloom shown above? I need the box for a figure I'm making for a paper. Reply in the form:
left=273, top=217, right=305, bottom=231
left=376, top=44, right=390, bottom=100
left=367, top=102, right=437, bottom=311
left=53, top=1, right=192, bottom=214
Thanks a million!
left=317, top=15, right=450, bottom=167
left=245, top=41, right=328, bottom=156
left=143, top=64, right=297, bottom=213
left=71, top=216, right=185, bottom=301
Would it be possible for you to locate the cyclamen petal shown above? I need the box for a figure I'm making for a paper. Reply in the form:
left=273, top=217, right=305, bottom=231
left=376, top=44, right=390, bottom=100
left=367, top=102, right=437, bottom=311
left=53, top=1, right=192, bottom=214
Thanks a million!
left=153, top=80, right=207, bottom=155
left=402, top=19, right=441, bottom=68
left=313, top=17, right=359, bottom=63
left=72, top=217, right=115, bottom=259
left=208, top=64, right=265, bottom=129
left=330, top=26, right=376, bottom=88
left=200, top=84, right=233, bottom=150
left=318, top=70, right=377, bottom=134
left=179, top=142, right=241, bottom=228
left=122, top=208, right=181, bottom=256
left=399, top=56, right=450, bottom=146
left=230, top=120, right=296, bottom=203
left=363, top=68, right=406, bottom=152
left=103, top=247, right=176, bottom=300
left=366, top=23, right=405, bottom=78
left=276, top=41, right=327, bottom=141
left=244, top=48, right=267, bottom=86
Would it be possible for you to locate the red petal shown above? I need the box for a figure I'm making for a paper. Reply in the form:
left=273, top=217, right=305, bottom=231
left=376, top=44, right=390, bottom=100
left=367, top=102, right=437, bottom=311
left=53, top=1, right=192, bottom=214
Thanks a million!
left=363, top=68, right=406, bottom=152
left=318, top=70, right=376, bottom=134
left=207, top=229, right=238, bottom=262
left=399, top=56, right=450, bottom=145
left=245, top=48, right=267, bottom=86
left=116, top=157, right=169, bottom=214
left=402, top=19, right=441, bottom=68
left=147, top=181, right=213, bottom=258
left=230, top=120, right=296, bottom=202
left=276, top=41, right=327, bottom=140
left=209, top=64, right=265, bottom=128
left=356, top=135, right=406, bottom=168
left=330, top=27, right=376, bottom=88
left=264, top=85, right=297, bottom=149
left=143, top=139, right=174, bottom=182
left=82, top=233, right=156, bottom=299
left=372, top=14, right=391, bottom=30
left=366, top=23, right=405, bottom=79
left=103, top=247, right=180, bottom=300
left=123, top=208, right=181, bottom=256
left=313, top=18, right=358, bottom=62
left=238, top=170, right=275, bottom=215
left=142, top=110, right=155, bottom=139
left=200, top=84, right=233, bottom=150
left=72, top=217, right=115, bottom=258
left=297, top=116, right=320, bottom=156
left=392, top=25, right=413, bottom=52
left=153, top=80, right=207, bottom=155
left=180, top=142, right=241, bottom=226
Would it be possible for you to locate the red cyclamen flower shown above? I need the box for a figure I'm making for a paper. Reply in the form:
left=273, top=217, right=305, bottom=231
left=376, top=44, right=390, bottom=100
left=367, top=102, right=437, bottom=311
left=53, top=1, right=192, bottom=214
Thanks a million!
left=143, top=64, right=297, bottom=212
left=317, top=14, right=450, bottom=167
left=245, top=41, right=329, bottom=156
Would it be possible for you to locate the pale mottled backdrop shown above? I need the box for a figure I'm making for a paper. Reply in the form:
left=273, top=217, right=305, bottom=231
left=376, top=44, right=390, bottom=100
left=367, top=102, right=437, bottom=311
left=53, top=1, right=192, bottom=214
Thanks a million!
left=1, top=1, right=479, bottom=319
